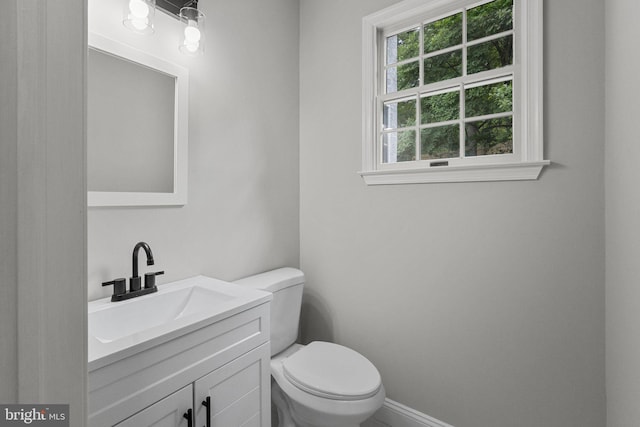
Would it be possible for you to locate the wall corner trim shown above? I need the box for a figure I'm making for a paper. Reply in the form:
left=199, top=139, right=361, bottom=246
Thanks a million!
left=364, top=399, right=455, bottom=427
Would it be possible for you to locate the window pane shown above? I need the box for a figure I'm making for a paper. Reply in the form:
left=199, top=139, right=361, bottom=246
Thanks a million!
left=467, top=35, right=513, bottom=74
left=424, top=50, right=462, bottom=85
left=383, top=131, right=416, bottom=163
left=421, top=91, right=459, bottom=124
left=465, top=80, right=512, bottom=118
left=386, top=61, right=420, bottom=93
left=421, top=125, right=460, bottom=159
left=384, top=99, right=416, bottom=129
left=467, top=0, right=513, bottom=42
left=423, top=13, right=462, bottom=54
left=387, top=28, right=420, bottom=65
left=465, top=116, right=512, bottom=156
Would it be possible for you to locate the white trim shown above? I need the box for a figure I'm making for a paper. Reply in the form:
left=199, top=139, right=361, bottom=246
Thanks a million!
left=362, top=19, right=378, bottom=174
left=360, top=160, right=549, bottom=185
left=87, top=33, right=189, bottom=207
left=14, top=0, right=88, bottom=422
left=364, top=399, right=456, bottom=427
left=520, top=0, right=544, bottom=161
left=362, top=0, right=547, bottom=185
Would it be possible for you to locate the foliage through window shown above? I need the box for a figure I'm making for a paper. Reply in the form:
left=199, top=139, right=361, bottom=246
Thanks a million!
left=383, top=0, right=514, bottom=164
left=362, top=0, right=546, bottom=184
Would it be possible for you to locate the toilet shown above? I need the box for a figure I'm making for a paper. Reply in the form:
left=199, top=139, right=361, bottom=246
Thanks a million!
left=235, top=268, right=385, bottom=427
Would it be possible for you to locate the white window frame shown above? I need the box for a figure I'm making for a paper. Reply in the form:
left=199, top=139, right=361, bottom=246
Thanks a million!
left=361, top=0, right=548, bottom=185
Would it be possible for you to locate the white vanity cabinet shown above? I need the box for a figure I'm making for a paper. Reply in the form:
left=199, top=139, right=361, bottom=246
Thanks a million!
left=89, top=301, right=271, bottom=427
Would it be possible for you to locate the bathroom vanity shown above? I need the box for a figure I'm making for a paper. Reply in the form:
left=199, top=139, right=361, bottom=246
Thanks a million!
left=88, top=276, right=272, bottom=427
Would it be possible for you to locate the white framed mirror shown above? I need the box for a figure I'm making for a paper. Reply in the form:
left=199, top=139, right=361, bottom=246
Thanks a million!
left=87, top=33, right=188, bottom=207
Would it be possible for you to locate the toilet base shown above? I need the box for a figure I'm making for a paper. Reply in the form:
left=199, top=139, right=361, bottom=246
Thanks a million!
left=271, top=378, right=370, bottom=427
left=272, top=380, right=297, bottom=427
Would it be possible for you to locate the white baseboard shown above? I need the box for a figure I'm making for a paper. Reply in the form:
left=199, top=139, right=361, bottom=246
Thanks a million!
left=362, top=399, right=455, bottom=427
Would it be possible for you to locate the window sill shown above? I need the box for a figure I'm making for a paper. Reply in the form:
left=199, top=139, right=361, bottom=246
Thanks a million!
left=359, top=160, right=550, bottom=185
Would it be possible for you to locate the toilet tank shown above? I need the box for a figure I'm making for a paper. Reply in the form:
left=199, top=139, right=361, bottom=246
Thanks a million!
left=234, top=268, right=304, bottom=356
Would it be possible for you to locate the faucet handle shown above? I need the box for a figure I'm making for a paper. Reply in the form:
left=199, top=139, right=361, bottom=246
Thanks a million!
left=102, top=278, right=126, bottom=299
left=144, top=271, right=164, bottom=289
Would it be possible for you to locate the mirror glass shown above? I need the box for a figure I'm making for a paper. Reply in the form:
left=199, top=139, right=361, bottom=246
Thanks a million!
left=87, top=34, right=188, bottom=207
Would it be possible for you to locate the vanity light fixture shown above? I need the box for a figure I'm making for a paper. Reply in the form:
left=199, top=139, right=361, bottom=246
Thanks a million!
left=179, top=5, right=205, bottom=55
left=122, top=0, right=206, bottom=56
left=123, top=0, right=156, bottom=34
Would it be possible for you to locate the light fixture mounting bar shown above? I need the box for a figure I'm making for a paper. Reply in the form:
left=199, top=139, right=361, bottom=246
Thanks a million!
left=156, top=0, right=197, bottom=18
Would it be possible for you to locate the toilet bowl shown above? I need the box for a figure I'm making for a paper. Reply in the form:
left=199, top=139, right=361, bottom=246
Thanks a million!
left=270, top=343, right=385, bottom=427
left=234, top=268, right=385, bottom=427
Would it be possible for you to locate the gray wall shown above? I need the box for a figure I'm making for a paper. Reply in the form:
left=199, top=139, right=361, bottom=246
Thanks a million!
left=299, top=1, right=605, bottom=427
left=87, top=0, right=300, bottom=300
left=605, top=0, right=640, bottom=425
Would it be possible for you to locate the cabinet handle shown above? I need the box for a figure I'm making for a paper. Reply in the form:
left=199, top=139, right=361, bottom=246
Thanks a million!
left=183, top=408, right=192, bottom=427
left=202, top=396, right=211, bottom=427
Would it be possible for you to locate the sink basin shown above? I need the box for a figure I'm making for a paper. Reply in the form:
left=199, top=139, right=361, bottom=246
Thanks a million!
left=90, top=285, right=235, bottom=343
left=88, top=275, right=271, bottom=369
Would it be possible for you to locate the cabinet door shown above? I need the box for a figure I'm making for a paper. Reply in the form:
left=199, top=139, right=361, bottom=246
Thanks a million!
left=115, top=385, right=193, bottom=427
left=195, top=343, right=271, bottom=427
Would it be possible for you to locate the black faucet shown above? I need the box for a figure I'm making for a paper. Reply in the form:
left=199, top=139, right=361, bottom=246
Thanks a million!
left=102, top=241, right=164, bottom=302
left=131, top=241, right=154, bottom=292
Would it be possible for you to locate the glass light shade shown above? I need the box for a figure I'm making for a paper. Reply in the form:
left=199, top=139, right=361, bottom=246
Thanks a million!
left=123, top=0, right=156, bottom=35
left=179, top=7, right=205, bottom=55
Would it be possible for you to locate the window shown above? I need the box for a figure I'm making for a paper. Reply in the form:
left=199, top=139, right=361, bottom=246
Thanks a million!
left=361, top=0, right=548, bottom=185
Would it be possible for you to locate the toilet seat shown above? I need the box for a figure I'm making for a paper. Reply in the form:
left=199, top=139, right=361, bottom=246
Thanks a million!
left=282, top=341, right=381, bottom=401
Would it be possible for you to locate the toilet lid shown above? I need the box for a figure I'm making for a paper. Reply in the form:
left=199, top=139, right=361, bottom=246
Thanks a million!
left=282, top=341, right=381, bottom=400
